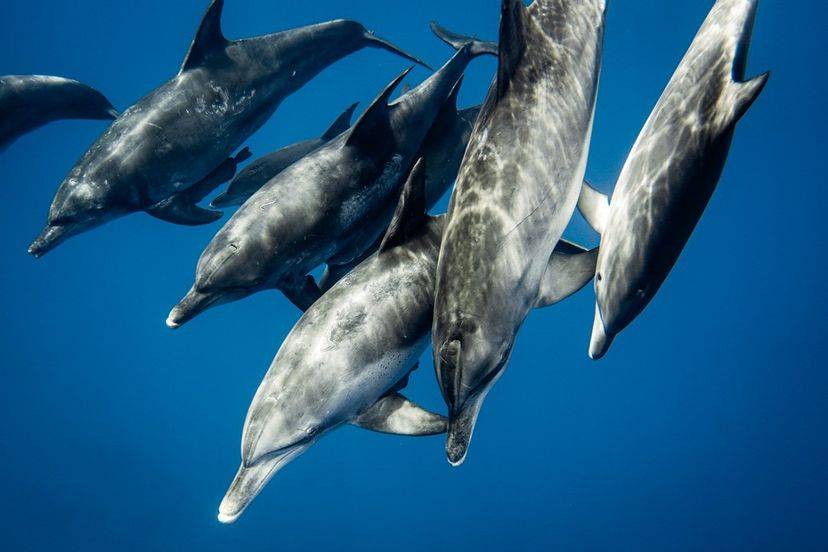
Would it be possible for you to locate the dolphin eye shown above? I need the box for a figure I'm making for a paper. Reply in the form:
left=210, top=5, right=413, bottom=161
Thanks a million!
left=596, top=272, right=603, bottom=282
left=305, top=427, right=318, bottom=437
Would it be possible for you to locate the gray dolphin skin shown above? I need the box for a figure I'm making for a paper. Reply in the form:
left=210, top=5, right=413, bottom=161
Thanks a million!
left=432, top=0, right=606, bottom=465
left=210, top=103, right=359, bottom=208
left=167, top=32, right=498, bottom=327
left=317, top=81, right=482, bottom=292
left=579, top=0, right=769, bottom=360
left=0, top=75, right=117, bottom=151
left=217, top=160, right=598, bottom=523
left=28, top=0, right=428, bottom=257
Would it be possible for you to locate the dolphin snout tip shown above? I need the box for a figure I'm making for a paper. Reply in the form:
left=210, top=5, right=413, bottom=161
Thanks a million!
left=217, top=508, right=241, bottom=525
left=165, top=311, right=181, bottom=329
left=589, top=308, right=613, bottom=360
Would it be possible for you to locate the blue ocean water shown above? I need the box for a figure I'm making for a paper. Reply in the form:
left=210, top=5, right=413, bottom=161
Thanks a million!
left=0, top=0, right=824, bottom=550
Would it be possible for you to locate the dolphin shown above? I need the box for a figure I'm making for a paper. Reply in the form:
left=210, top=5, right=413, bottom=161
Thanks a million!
left=28, top=0, right=428, bottom=257
left=578, top=0, right=769, bottom=360
left=210, top=103, right=359, bottom=208
left=318, top=75, right=482, bottom=291
left=431, top=0, right=606, bottom=465
left=217, top=159, right=598, bottom=523
left=167, top=33, right=498, bottom=327
left=0, top=75, right=117, bottom=151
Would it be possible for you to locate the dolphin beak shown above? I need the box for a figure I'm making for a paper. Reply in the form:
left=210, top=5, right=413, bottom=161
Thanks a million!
left=166, top=286, right=222, bottom=329
left=363, top=31, right=433, bottom=71
left=218, top=444, right=311, bottom=524
left=28, top=223, right=76, bottom=258
left=446, top=394, right=485, bottom=467
left=589, top=305, right=614, bottom=360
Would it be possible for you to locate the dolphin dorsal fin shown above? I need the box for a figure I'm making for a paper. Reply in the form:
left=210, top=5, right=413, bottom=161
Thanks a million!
left=321, top=102, right=359, bottom=141
left=497, top=0, right=528, bottom=99
left=181, top=0, right=228, bottom=72
left=379, top=158, right=427, bottom=253
left=346, top=67, right=412, bottom=149
left=352, top=393, right=447, bottom=436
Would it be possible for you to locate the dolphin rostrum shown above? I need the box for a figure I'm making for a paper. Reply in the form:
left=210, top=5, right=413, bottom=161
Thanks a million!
left=210, top=103, right=359, bottom=208
left=0, top=75, right=117, bottom=151
left=217, top=159, right=597, bottom=523
left=431, top=0, right=606, bottom=465
left=578, top=0, right=769, bottom=360
left=167, top=33, right=498, bottom=327
left=28, top=0, right=427, bottom=257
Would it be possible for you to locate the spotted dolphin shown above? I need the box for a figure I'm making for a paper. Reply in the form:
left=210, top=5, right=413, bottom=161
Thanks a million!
left=579, top=0, right=769, bottom=360
left=28, top=0, right=427, bottom=257
left=318, top=75, right=482, bottom=291
left=431, top=0, right=606, bottom=465
left=0, top=75, right=117, bottom=152
left=210, top=103, right=359, bottom=208
left=167, top=34, right=498, bottom=326
left=217, top=159, right=597, bottom=523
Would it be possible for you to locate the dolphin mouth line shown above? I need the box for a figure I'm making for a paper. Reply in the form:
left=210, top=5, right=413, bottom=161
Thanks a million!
left=166, top=291, right=221, bottom=329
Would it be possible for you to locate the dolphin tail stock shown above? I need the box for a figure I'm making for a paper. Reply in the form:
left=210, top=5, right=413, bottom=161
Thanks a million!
left=362, top=30, right=433, bottom=70
left=429, top=21, right=498, bottom=57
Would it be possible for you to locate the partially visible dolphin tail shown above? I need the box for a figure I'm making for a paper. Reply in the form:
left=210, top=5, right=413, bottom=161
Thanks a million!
left=363, top=30, right=433, bottom=70
left=430, top=22, right=498, bottom=57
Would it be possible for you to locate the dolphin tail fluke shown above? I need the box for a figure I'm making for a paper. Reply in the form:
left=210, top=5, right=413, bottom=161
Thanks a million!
left=353, top=392, right=448, bottom=436
left=429, top=21, right=498, bottom=57
left=363, top=31, right=433, bottom=70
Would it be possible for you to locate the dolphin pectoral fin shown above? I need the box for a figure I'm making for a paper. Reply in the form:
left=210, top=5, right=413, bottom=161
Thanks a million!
left=578, top=181, right=610, bottom=235
left=535, top=243, right=599, bottom=308
left=320, top=234, right=383, bottom=291
left=353, top=393, right=448, bottom=436
left=320, top=102, right=359, bottom=140
left=281, top=275, right=323, bottom=311
left=146, top=197, right=223, bottom=226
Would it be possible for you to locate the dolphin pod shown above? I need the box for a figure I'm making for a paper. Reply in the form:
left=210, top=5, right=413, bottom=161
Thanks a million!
left=579, top=0, right=769, bottom=360
left=217, top=160, right=598, bottom=523
left=432, top=0, right=607, bottom=465
left=166, top=32, right=498, bottom=326
left=8, top=0, right=769, bottom=522
left=0, top=75, right=117, bottom=151
left=28, top=0, right=428, bottom=257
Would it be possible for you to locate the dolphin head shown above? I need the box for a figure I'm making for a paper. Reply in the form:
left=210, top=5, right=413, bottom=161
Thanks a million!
left=590, top=258, right=654, bottom=360
left=218, top=370, right=328, bottom=523
left=167, top=233, right=269, bottom=328
left=29, top=171, right=131, bottom=257
left=434, top=315, right=514, bottom=466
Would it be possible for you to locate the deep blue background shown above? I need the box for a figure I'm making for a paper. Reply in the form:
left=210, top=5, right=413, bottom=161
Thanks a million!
left=1, top=1, right=824, bottom=550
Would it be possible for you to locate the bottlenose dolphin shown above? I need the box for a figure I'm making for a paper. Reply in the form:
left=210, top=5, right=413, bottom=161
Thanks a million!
left=431, top=0, right=606, bottom=465
left=167, top=33, right=497, bottom=327
left=217, top=160, right=597, bottom=523
left=210, top=103, right=359, bottom=208
left=0, top=75, right=117, bottom=151
left=579, top=0, right=768, bottom=360
left=28, top=0, right=427, bottom=257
